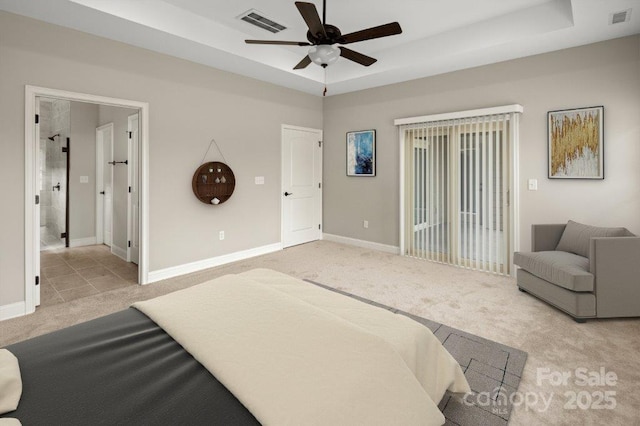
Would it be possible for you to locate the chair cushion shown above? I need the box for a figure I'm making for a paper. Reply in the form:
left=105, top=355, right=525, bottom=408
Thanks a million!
left=513, top=251, right=593, bottom=292
left=517, top=269, right=596, bottom=317
left=555, top=220, right=628, bottom=258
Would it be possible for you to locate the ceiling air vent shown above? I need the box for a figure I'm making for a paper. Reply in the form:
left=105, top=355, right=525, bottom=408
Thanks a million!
left=610, top=9, right=631, bottom=25
left=238, top=9, right=287, bottom=34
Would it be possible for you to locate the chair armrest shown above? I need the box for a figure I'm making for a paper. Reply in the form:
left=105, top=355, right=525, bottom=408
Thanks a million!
left=531, top=224, right=566, bottom=252
left=590, top=236, right=640, bottom=318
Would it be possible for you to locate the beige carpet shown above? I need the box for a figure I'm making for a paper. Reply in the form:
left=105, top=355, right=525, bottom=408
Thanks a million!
left=1, top=240, right=639, bottom=425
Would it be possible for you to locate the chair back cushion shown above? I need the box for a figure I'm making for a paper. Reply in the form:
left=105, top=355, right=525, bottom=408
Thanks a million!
left=556, top=220, right=628, bottom=258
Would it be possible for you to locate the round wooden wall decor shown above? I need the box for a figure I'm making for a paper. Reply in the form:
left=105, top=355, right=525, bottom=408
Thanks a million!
left=192, top=162, right=236, bottom=205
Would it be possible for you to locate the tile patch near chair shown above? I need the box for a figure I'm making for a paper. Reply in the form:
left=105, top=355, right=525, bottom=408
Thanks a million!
left=435, top=325, right=527, bottom=424
left=39, top=245, right=138, bottom=306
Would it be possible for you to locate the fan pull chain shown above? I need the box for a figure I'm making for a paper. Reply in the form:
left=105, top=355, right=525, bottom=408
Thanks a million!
left=323, top=67, right=327, bottom=97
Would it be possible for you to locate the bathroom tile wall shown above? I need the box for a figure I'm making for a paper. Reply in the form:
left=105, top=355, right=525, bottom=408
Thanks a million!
left=40, top=99, right=70, bottom=244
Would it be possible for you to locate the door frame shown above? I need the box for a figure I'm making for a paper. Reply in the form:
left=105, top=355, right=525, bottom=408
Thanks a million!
left=95, top=122, right=114, bottom=246
left=280, top=124, right=323, bottom=247
left=33, top=98, right=41, bottom=307
left=127, top=113, right=139, bottom=264
left=25, top=85, right=150, bottom=316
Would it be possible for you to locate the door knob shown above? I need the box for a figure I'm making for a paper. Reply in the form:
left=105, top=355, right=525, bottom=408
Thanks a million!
left=284, top=192, right=293, bottom=196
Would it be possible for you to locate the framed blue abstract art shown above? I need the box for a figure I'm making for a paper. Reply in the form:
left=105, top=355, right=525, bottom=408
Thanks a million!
left=346, top=129, right=376, bottom=176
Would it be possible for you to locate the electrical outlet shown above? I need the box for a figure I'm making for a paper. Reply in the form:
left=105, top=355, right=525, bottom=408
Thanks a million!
left=363, top=220, right=369, bottom=229
left=219, top=231, right=225, bottom=240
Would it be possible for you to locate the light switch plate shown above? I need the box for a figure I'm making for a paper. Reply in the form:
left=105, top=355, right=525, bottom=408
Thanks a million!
left=255, top=176, right=265, bottom=185
left=528, top=179, right=538, bottom=191
left=80, top=176, right=89, bottom=183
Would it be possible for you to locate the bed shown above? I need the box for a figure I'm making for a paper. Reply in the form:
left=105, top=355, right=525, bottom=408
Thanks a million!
left=1, top=269, right=470, bottom=425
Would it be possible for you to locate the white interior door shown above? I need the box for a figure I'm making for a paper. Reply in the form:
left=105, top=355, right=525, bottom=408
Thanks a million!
left=128, top=113, right=140, bottom=265
left=104, top=126, right=114, bottom=247
left=281, top=125, right=322, bottom=248
left=96, top=123, right=114, bottom=246
left=34, top=98, right=41, bottom=307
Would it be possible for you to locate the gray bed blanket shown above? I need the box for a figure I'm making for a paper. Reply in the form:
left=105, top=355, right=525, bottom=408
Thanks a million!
left=2, top=309, right=260, bottom=425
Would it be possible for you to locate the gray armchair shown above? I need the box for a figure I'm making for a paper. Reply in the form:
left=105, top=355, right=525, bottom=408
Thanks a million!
left=514, top=221, right=640, bottom=322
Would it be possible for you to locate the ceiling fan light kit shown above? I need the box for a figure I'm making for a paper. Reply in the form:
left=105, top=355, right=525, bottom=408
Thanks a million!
left=245, top=0, right=402, bottom=70
left=308, top=44, right=340, bottom=67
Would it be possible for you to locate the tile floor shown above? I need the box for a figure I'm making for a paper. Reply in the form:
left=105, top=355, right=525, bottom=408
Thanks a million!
left=40, top=244, right=138, bottom=307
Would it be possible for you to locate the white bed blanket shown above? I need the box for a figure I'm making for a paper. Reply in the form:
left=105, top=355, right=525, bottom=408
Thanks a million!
left=133, top=270, right=469, bottom=426
left=240, top=269, right=470, bottom=403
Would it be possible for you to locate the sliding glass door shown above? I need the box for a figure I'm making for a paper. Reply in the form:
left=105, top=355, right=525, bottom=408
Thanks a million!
left=402, top=113, right=517, bottom=275
left=407, top=126, right=450, bottom=262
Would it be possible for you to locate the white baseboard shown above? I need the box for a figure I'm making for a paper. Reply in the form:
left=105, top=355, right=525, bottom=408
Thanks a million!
left=0, top=301, right=26, bottom=321
left=70, top=236, right=97, bottom=248
left=322, top=233, right=400, bottom=254
left=111, top=245, right=128, bottom=261
left=147, top=242, right=283, bottom=284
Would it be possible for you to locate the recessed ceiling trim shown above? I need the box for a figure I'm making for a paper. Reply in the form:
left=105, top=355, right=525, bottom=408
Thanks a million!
left=2, top=0, right=640, bottom=97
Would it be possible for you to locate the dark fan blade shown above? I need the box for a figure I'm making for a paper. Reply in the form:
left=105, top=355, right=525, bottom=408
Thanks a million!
left=294, top=55, right=312, bottom=70
left=340, top=22, right=402, bottom=44
left=246, top=40, right=311, bottom=46
left=295, top=2, right=327, bottom=39
left=339, top=47, right=377, bottom=66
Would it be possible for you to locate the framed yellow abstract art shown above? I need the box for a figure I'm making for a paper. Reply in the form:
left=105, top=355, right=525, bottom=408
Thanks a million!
left=548, top=106, right=604, bottom=179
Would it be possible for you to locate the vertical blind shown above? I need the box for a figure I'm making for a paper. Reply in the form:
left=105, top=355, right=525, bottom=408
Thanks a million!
left=398, top=108, right=521, bottom=275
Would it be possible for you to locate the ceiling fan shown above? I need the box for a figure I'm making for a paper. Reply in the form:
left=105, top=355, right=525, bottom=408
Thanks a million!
left=245, top=1, right=402, bottom=70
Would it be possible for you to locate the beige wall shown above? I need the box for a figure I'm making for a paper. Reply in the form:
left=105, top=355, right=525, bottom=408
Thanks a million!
left=69, top=101, right=99, bottom=242
left=323, top=35, right=640, bottom=252
left=0, top=11, right=322, bottom=306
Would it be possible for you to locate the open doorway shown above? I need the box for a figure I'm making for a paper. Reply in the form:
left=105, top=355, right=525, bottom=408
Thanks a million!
left=36, top=98, right=140, bottom=307
left=25, top=86, right=149, bottom=315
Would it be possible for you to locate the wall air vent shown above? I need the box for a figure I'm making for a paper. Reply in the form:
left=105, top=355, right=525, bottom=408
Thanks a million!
left=238, top=9, right=287, bottom=34
left=610, top=9, right=631, bottom=25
